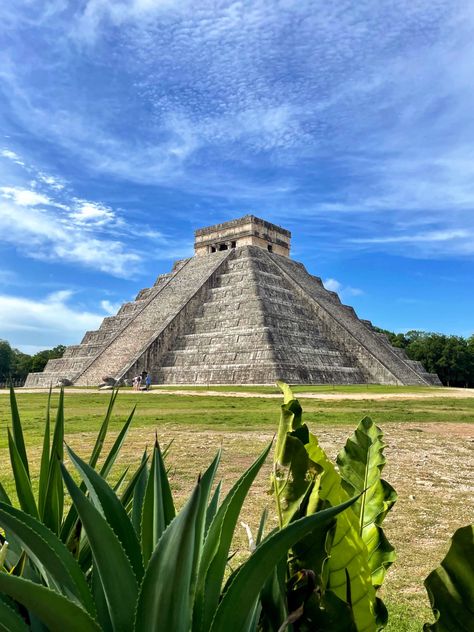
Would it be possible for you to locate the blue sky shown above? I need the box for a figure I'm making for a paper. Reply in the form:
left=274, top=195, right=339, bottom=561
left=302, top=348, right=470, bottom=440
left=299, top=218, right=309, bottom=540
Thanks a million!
left=0, top=0, right=473, bottom=353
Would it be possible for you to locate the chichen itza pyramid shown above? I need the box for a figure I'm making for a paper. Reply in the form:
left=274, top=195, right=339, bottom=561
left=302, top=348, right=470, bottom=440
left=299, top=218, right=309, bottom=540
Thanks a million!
left=25, top=215, right=441, bottom=387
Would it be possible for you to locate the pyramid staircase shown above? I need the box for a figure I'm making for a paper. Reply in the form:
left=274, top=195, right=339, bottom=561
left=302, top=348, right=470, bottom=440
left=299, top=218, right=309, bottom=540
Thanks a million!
left=25, top=245, right=441, bottom=386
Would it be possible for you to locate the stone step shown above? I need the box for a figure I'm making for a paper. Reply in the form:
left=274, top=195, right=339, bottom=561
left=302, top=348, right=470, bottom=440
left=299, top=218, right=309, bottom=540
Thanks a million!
left=62, top=344, right=104, bottom=359
left=155, top=362, right=365, bottom=385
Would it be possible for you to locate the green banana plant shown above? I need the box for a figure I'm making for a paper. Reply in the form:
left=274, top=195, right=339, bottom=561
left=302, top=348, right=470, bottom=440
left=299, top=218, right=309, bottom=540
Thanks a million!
left=424, top=524, right=474, bottom=631
left=270, top=381, right=397, bottom=632
left=0, top=436, right=357, bottom=631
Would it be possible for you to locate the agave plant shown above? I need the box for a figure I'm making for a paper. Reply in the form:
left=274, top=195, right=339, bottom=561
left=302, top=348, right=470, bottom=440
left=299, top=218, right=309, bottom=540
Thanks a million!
left=0, top=426, right=356, bottom=630
left=0, top=387, right=142, bottom=568
left=267, top=381, right=397, bottom=632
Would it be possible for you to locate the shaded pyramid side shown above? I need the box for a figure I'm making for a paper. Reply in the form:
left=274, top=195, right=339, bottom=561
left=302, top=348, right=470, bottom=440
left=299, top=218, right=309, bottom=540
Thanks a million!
left=264, top=250, right=441, bottom=385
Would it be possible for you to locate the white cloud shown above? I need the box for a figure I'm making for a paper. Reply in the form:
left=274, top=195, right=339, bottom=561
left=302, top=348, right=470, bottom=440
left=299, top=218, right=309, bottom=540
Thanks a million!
left=0, top=291, right=103, bottom=337
left=70, top=200, right=116, bottom=225
left=323, top=278, right=342, bottom=293
left=0, top=196, right=141, bottom=277
left=0, top=149, right=25, bottom=166
left=100, top=299, right=121, bottom=314
left=323, top=278, right=364, bottom=300
left=37, top=172, right=65, bottom=190
left=0, top=186, right=52, bottom=206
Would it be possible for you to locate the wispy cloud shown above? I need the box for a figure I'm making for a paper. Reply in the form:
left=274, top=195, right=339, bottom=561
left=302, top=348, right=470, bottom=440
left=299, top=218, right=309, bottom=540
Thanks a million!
left=1, top=1, right=474, bottom=261
left=0, top=289, right=115, bottom=350
left=323, top=278, right=364, bottom=300
left=0, top=188, right=140, bottom=277
left=0, top=148, right=192, bottom=273
left=0, top=290, right=102, bottom=334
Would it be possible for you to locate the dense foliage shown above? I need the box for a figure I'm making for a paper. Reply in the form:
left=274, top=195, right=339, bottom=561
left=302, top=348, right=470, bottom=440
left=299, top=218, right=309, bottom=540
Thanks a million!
left=0, top=340, right=65, bottom=383
left=375, top=329, right=474, bottom=387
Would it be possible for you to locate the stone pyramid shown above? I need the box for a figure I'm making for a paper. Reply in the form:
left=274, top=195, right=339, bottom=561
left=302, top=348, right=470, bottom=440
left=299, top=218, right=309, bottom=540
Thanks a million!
left=25, top=215, right=440, bottom=387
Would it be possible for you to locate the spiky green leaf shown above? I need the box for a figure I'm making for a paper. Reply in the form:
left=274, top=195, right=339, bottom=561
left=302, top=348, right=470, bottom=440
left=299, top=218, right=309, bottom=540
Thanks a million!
left=66, top=443, right=144, bottom=582
left=0, top=502, right=95, bottom=616
left=135, top=454, right=219, bottom=632
left=38, top=388, right=52, bottom=518
left=61, top=463, right=138, bottom=631
left=9, top=388, right=29, bottom=479
left=141, top=438, right=176, bottom=565
left=0, top=598, right=29, bottom=632
left=88, top=389, right=119, bottom=469
left=131, top=450, right=148, bottom=535
left=193, top=442, right=272, bottom=632
left=99, top=405, right=135, bottom=479
left=0, top=573, right=101, bottom=632
left=7, top=429, right=38, bottom=518
left=42, top=389, right=65, bottom=534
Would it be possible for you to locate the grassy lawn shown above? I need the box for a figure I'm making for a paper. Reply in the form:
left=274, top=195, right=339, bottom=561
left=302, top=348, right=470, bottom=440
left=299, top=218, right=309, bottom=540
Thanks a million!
left=0, top=388, right=472, bottom=631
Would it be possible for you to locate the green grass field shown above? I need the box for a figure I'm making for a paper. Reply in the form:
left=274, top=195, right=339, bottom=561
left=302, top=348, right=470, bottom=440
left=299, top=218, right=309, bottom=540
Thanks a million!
left=0, top=387, right=472, bottom=631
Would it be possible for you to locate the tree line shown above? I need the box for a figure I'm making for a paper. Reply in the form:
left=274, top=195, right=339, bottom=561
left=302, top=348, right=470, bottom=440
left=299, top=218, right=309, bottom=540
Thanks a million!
left=376, top=329, right=474, bottom=387
left=0, top=340, right=66, bottom=384
left=1, top=330, right=474, bottom=387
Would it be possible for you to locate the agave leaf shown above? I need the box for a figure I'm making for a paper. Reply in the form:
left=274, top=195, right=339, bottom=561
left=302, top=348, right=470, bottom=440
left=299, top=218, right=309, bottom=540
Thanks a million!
left=88, top=389, right=119, bottom=469
left=256, top=506, right=268, bottom=546
left=0, top=598, right=29, bottom=632
left=424, top=524, right=474, bottom=631
left=99, top=405, right=135, bottom=479
left=112, top=466, right=129, bottom=494
left=193, top=442, right=272, bottom=632
left=9, top=388, right=29, bottom=479
left=91, top=566, right=113, bottom=632
left=59, top=396, right=132, bottom=546
left=209, top=494, right=358, bottom=632
left=141, top=437, right=176, bottom=565
left=65, top=443, right=144, bottom=582
left=7, top=429, right=38, bottom=518
left=205, top=481, right=221, bottom=536
left=61, top=463, right=138, bottom=631
left=119, top=454, right=149, bottom=512
left=135, top=455, right=219, bottom=632
left=42, top=389, right=65, bottom=534
left=38, top=388, right=52, bottom=519
left=336, top=416, right=397, bottom=588
left=131, top=450, right=148, bottom=535
left=0, top=573, right=101, bottom=632
left=0, top=482, right=12, bottom=506
left=0, top=502, right=95, bottom=616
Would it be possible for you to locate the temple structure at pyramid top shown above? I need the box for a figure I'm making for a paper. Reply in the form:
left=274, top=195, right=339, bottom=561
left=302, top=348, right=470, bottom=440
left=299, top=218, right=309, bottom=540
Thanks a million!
left=25, top=215, right=441, bottom=387
left=194, top=215, right=291, bottom=257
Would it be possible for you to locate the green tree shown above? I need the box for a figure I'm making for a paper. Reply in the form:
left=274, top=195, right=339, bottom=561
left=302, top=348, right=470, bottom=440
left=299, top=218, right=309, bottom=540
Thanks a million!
left=29, top=344, right=66, bottom=373
left=0, top=339, right=15, bottom=380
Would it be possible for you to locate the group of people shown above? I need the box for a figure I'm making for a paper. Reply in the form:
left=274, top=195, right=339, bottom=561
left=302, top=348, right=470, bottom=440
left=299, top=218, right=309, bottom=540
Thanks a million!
left=132, top=370, right=152, bottom=391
